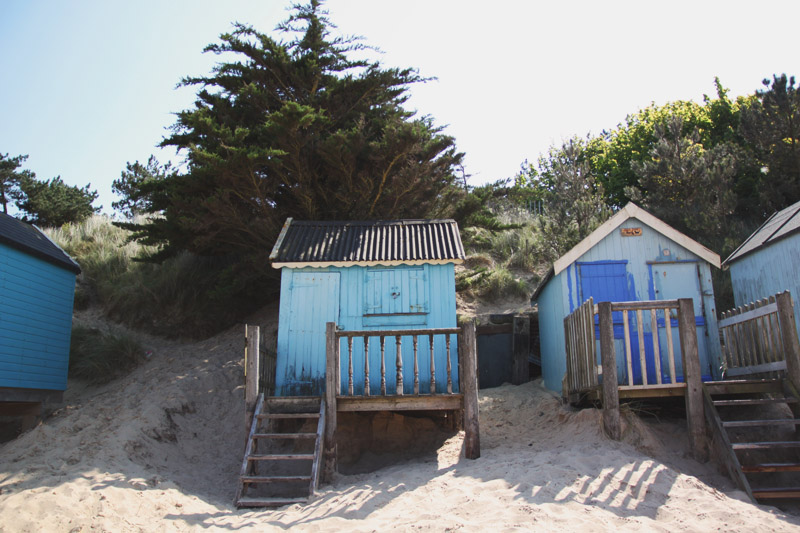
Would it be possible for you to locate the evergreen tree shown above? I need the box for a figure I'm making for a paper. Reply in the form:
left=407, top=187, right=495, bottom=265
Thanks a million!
left=112, top=155, right=172, bottom=219
left=123, top=1, right=463, bottom=264
left=0, top=153, right=32, bottom=214
left=15, top=175, right=100, bottom=228
left=530, top=137, right=611, bottom=264
left=740, top=74, right=800, bottom=213
left=627, top=116, right=737, bottom=249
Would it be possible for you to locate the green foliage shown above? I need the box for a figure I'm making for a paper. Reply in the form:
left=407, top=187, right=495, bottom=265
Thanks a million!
left=48, top=216, right=269, bottom=338
left=740, top=74, right=800, bottom=213
left=123, top=1, right=463, bottom=270
left=15, top=175, right=99, bottom=227
left=69, top=325, right=145, bottom=383
left=0, top=153, right=32, bottom=214
left=522, top=137, right=612, bottom=265
left=112, top=155, right=172, bottom=218
left=627, top=116, right=738, bottom=249
left=456, top=265, right=529, bottom=302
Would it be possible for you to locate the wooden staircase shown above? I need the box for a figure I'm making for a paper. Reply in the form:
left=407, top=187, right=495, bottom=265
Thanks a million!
left=704, top=378, right=800, bottom=503
left=235, top=395, right=325, bottom=508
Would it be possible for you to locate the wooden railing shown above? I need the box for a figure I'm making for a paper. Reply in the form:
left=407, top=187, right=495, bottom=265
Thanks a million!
left=563, top=298, right=706, bottom=460
left=332, top=327, right=460, bottom=397
left=323, top=321, right=480, bottom=479
left=611, top=300, right=681, bottom=388
left=719, top=291, right=799, bottom=378
left=563, top=297, right=597, bottom=399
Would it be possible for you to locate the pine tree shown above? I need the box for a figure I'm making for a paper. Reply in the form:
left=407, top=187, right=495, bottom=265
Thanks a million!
left=123, top=1, right=463, bottom=264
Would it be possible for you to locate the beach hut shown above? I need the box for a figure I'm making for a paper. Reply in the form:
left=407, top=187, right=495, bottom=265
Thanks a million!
left=0, top=213, right=80, bottom=413
left=531, top=203, right=722, bottom=393
left=723, top=200, right=800, bottom=334
left=269, top=218, right=465, bottom=396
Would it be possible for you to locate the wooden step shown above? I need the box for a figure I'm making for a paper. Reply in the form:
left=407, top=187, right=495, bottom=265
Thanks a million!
left=257, top=413, right=320, bottom=420
left=237, top=496, right=308, bottom=508
left=247, top=453, right=315, bottom=461
left=732, top=441, right=800, bottom=451
left=713, top=397, right=797, bottom=407
left=241, top=475, right=312, bottom=483
left=705, top=380, right=783, bottom=396
left=742, top=463, right=800, bottom=473
left=751, top=488, right=800, bottom=500
left=723, top=419, right=800, bottom=428
left=252, top=432, right=317, bottom=439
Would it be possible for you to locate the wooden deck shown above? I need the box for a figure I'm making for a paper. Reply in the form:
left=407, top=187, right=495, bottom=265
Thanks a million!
left=241, top=321, right=481, bottom=506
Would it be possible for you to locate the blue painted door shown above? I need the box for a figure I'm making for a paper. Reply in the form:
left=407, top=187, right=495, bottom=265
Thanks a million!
left=578, top=262, right=655, bottom=384
left=649, top=262, right=712, bottom=380
left=279, top=271, right=340, bottom=396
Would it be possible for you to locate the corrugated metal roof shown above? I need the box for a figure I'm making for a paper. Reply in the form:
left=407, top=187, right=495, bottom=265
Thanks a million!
left=0, top=213, right=81, bottom=274
left=270, top=218, right=465, bottom=267
left=724, top=200, right=800, bottom=266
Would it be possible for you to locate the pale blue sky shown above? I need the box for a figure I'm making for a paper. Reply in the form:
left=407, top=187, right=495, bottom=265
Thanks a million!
left=2, top=1, right=798, bottom=215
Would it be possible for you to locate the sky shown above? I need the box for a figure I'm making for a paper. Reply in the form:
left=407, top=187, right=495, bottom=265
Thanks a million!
left=2, top=0, right=799, bottom=216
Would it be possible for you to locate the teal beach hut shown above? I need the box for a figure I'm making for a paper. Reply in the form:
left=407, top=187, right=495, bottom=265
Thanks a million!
left=0, top=213, right=80, bottom=404
left=270, top=218, right=465, bottom=397
left=531, top=203, right=722, bottom=393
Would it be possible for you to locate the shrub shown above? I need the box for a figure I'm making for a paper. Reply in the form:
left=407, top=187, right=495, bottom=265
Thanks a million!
left=69, top=325, right=145, bottom=383
left=47, top=216, right=274, bottom=338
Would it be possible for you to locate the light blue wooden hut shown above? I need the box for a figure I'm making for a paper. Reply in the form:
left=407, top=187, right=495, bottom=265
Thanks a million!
left=269, top=218, right=464, bottom=397
left=723, top=200, right=800, bottom=334
left=531, top=203, right=722, bottom=393
left=0, top=213, right=80, bottom=404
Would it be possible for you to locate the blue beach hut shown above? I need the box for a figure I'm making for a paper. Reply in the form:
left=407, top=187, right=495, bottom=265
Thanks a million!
left=531, top=203, right=722, bottom=393
left=0, top=213, right=80, bottom=404
left=723, top=200, right=800, bottom=334
left=269, top=218, right=465, bottom=396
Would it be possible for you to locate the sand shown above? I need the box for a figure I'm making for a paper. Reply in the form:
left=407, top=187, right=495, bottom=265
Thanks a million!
left=2, top=304, right=800, bottom=532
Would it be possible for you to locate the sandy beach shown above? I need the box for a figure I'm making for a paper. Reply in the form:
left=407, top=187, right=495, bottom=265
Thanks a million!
left=2, top=304, right=800, bottom=532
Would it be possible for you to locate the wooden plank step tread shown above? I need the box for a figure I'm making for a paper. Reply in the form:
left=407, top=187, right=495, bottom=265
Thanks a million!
left=247, top=454, right=315, bottom=461
left=237, top=496, right=307, bottom=508
left=705, top=379, right=782, bottom=385
left=257, top=413, right=320, bottom=419
left=752, top=488, right=800, bottom=499
left=241, top=475, right=312, bottom=483
left=723, top=419, right=800, bottom=428
left=253, top=432, right=317, bottom=439
left=732, top=441, right=800, bottom=451
left=742, top=463, right=800, bottom=473
left=713, top=398, right=797, bottom=407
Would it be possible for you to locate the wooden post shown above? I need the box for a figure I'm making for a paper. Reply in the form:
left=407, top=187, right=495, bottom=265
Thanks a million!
left=512, top=315, right=530, bottom=385
left=598, top=302, right=620, bottom=440
left=461, top=320, right=481, bottom=459
left=678, top=298, right=707, bottom=461
left=777, top=292, right=800, bottom=391
left=324, top=322, right=338, bottom=481
left=244, top=325, right=260, bottom=435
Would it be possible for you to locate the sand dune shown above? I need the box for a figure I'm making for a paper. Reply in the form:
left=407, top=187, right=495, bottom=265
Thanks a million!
left=2, top=306, right=800, bottom=532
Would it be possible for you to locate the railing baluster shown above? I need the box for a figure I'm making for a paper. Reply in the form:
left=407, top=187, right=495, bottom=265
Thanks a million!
left=395, top=335, right=403, bottom=395
left=364, top=336, right=370, bottom=397
left=665, top=308, right=676, bottom=384
left=380, top=336, right=386, bottom=395
left=650, top=308, right=662, bottom=385
left=429, top=334, right=436, bottom=394
left=623, top=310, right=633, bottom=386
left=636, top=309, right=647, bottom=386
left=413, top=335, right=419, bottom=395
left=347, top=337, right=354, bottom=396
left=446, top=334, right=452, bottom=394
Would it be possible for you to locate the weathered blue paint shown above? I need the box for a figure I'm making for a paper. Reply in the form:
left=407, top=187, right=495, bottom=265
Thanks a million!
left=728, top=235, right=800, bottom=335
left=275, top=263, right=459, bottom=396
left=533, top=217, right=721, bottom=393
left=0, top=242, right=76, bottom=391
